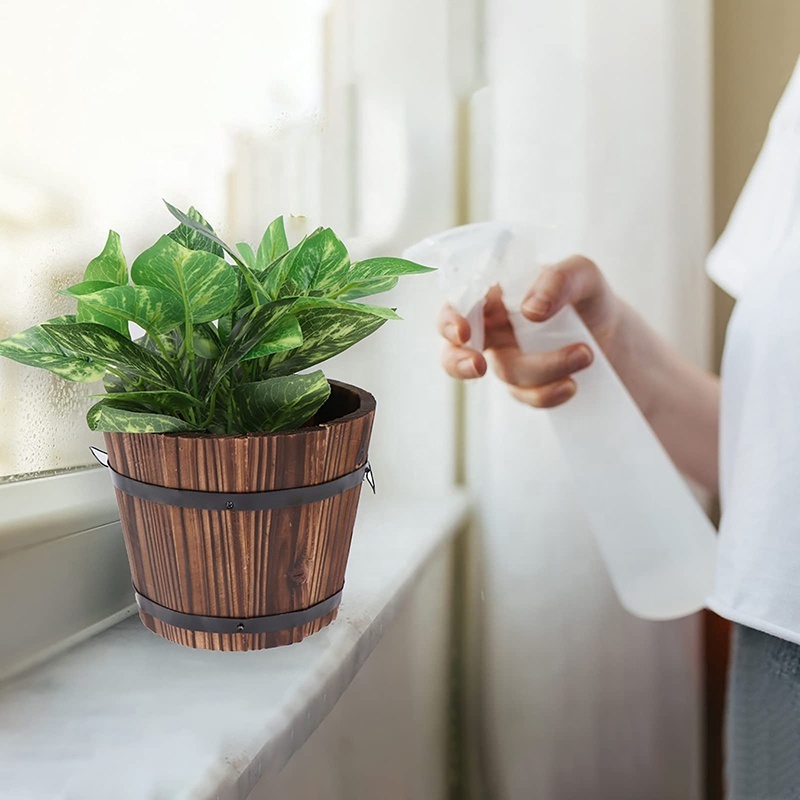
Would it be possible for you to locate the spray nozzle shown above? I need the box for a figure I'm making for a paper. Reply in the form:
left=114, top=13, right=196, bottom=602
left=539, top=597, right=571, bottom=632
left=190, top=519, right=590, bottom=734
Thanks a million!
left=403, top=222, right=540, bottom=351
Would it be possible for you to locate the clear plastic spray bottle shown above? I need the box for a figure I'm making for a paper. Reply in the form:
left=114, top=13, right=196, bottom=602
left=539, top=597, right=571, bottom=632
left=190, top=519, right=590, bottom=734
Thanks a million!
left=405, top=222, right=717, bottom=621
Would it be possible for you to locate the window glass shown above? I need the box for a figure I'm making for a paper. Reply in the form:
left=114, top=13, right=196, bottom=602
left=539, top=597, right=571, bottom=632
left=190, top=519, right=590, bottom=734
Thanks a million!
left=0, top=0, right=326, bottom=479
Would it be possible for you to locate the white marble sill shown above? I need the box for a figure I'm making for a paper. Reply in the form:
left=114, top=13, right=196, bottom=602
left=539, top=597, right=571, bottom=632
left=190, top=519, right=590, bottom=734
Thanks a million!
left=0, top=492, right=470, bottom=800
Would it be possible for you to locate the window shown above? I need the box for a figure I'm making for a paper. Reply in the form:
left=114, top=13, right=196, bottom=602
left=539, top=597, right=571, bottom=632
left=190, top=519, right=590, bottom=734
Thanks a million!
left=0, top=0, right=479, bottom=673
left=0, top=0, right=328, bottom=479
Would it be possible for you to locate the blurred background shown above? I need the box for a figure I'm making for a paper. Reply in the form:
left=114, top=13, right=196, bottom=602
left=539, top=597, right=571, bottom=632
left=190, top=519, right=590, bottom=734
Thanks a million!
left=0, top=0, right=798, bottom=798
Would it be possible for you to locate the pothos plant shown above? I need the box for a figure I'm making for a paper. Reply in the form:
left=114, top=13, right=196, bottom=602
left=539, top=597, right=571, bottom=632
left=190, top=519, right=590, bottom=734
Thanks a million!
left=0, top=203, right=433, bottom=434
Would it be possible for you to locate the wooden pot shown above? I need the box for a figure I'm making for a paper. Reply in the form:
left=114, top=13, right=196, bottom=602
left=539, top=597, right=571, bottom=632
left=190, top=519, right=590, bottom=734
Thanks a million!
left=103, top=381, right=375, bottom=651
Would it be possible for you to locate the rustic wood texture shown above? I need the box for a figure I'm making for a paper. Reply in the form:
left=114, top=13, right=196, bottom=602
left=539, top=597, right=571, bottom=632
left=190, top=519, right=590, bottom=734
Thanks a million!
left=105, top=381, right=375, bottom=651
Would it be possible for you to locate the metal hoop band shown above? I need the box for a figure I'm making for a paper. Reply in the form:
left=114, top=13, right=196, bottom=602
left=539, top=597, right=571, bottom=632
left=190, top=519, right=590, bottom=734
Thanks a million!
left=90, top=446, right=374, bottom=511
left=134, top=587, right=344, bottom=635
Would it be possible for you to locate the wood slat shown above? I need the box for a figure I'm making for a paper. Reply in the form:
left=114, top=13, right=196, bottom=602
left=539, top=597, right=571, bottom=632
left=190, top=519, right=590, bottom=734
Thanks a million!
left=105, top=382, right=375, bottom=651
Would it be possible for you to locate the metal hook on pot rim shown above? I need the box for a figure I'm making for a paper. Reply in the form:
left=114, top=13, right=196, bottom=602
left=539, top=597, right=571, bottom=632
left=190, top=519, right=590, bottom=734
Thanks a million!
left=364, top=462, right=376, bottom=494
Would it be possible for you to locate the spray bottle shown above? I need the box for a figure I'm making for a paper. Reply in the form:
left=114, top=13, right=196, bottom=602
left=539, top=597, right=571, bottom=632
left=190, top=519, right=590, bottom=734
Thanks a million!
left=405, top=222, right=717, bottom=620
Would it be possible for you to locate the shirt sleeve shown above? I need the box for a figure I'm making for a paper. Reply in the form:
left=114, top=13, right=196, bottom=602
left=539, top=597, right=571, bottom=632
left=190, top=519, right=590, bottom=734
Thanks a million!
left=707, top=57, right=800, bottom=299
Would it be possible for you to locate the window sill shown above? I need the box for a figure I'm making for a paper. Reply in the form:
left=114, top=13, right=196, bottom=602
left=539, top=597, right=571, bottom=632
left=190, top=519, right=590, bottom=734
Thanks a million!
left=0, top=492, right=471, bottom=800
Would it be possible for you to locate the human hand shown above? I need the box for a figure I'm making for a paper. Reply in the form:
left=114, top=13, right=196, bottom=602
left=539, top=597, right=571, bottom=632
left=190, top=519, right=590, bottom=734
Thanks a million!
left=438, top=255, right=622, bottom=408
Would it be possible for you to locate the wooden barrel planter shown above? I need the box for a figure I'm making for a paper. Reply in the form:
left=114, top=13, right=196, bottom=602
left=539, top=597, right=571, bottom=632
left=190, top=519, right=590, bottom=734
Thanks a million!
left=94, top=381, right=375, bottom=651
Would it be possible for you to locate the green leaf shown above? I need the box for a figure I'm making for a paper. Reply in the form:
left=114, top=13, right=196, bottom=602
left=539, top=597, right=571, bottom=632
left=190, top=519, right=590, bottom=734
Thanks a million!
left=42, top=322, right=177, bottom=388
left=0, top=315, right=105, bottom=382
left=83, top=230, right=127, bottom=285
left=269, top=302, right=391, bottom=376
left=233, top=371, right=331, bottom=433
left=61, top=280, right=118, bottom=297
left=69, top=285, right=184, bottom=335
left=236, top=242, right=256, bottom=268
left=167, top=206, right=224, bottom=257
left=259, top=243, right=303, bottom=301
left=102, top=371, right=132, bottom=394
left=88, top=389, right=202, bottom=414
left=64, top=280, right=130, bottom=338
left=192, top=323, right=221, bottom=359
left=164, top=200, right=240, bottom=263
left=280, top=227, right=350, bottom=297
left=241, top=314, right=303, bottom=360
left=131, top=235, right=237, bottom=324
left=77, top=304, right=129, bottom=338
left=138, top=330, right=181, bottom=359
left=334, top=276, right=399, bottom=301
left=290, top=296, right=401, bottom=320
left=212, top=304, right=302, bottom=388
left=217, top=313, right=235, bottom=345
left=87, top=398, right=199, bottom=433
left=347, top=256, right=435, bottom=282
left=256, top=216, right=289, bottom=270
left=164, top=201, right=269, bottom=306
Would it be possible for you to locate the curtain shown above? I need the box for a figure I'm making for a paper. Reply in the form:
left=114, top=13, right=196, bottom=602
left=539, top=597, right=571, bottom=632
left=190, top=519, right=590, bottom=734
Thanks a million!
left=469, top=1, right=711, bottom=797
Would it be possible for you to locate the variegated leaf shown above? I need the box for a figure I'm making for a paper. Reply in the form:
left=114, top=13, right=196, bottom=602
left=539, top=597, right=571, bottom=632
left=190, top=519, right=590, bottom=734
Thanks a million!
left=164, top=201, right=269, bottom=305
left=68, top=285, right=184, bottom=335
left=290, top=296, right=401, bottom=320
left=131, top=235, right=237, bottom=324
left=62, top=280, right=118, bottom=297
left=192, top=323, right=221, bottom=359
left=241, top=314, right=303, bottom=361
left=77, top=303, right=129, bottom=337
left=42, top=322, right=177, bottom=388
left=211, top=303, right=302, bottom=388
left=217, top=313, right=235, bottom=345
left=334, top=276, right=399, bottom=301
left=259, top=241, right=303, bottom=301
left=164, top=201, right=241, bottom=263
left=279, top=227, right=349, bottom=297
left=233, top=371, right=330, bottom=433
left=236, top=242, right=256, bottom=268
left=269, top=303, right=391, bottom=377
left=347, top=256, right=434, bottom=282
left=167, top=206, right=224, bottom=257
left=255, top=216, right=289, bottom=270
left=87, top=398, right=199, bottom=433
left=138, top=330, right=181, bottom=359
left=0, top=315, right=105, bottom=382
left=83, top=230, right=127, bottom=285
left=64, top=280, right=130, bottom=337
left=88, top=389, right=202, bottom=415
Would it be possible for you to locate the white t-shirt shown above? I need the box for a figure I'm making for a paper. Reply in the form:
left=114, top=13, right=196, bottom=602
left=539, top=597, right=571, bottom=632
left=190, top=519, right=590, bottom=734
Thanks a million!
left=706, top=57, right=800, bottom=643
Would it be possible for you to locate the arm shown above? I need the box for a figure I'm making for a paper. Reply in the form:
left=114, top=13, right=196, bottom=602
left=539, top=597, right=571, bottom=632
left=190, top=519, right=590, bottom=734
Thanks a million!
left=438, top=255, right=720, bottom=494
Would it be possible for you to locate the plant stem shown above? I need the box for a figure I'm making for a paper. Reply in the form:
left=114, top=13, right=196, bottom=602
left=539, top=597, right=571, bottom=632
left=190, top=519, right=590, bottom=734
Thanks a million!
left=199, top=387, right=218, bottom=430
left=105, top=365, right=132, bottom=383
left=183, top=316, right=199, bottom=397
left=241, top=269, right=260, bottom=307
left=229, top=252, right=261, bottom=307
left=226, top=387, right=234, bottom=434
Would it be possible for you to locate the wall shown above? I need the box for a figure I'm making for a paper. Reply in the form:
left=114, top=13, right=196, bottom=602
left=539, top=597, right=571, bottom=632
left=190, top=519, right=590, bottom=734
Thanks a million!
left=712, top=0, right=800, bottom=363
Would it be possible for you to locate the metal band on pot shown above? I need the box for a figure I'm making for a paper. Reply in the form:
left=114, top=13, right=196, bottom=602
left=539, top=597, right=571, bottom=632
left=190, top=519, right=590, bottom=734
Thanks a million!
left=134, top=586, right=344, bottom=634
left=89, top=446, right=374, bottom=510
